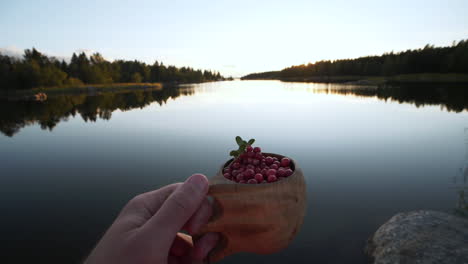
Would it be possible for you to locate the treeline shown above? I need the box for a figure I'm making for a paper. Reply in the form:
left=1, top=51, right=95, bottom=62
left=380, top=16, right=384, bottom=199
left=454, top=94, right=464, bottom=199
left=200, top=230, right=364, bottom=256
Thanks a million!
left=242, top=40, right=468, bottom=80
left=0, top=48, right=226, bottom=90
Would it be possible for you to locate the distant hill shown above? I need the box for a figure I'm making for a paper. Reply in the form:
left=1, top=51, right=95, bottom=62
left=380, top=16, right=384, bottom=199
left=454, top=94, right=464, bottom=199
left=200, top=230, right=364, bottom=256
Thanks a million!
left=241, top=40, right=468, bottom=84
left=241, top=71, right=280, bottom=80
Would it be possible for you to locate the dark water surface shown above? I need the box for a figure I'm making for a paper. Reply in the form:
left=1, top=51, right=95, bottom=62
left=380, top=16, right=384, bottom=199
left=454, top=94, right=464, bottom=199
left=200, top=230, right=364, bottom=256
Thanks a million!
left=1, top=80, right=467, bottom=263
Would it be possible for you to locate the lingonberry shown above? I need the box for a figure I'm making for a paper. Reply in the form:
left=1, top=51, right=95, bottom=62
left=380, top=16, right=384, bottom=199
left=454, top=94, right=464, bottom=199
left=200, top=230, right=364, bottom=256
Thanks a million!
left=267, top=175, right=277, bottom=182
left=255, top=173, right=264, bottom=182
left=267, top=169, right=277, bottom=176
left=245, top=169, right=255, bottom=178
left=255, top=153, right=263, bottom=160
left=247, top=179, right=258, bottom=184
left=277, top=168, right=286, bottom=177
left=280, top=157, right=290, bottom=167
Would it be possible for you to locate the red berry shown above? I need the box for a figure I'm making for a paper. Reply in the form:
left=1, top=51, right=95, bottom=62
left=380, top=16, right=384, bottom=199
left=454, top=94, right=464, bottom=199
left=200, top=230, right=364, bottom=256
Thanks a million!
left=252, top=159, right=260, bottom=166
left=273, top=160, right=280, bottom=165
left=232, top=170, right=239, bottom=176
left=267, top=175, right=277, bottom=182
left=236, top=174, right=244, bottom=181
left=277, top=168, right=286, bottom=177
left=253, top=147, right=261, bottom=152
left=246, top=145, right=253, bottom=152
left=260, top=163, right=266, bottom=169
left=239, top=180, right=246, bottom=184
left=255, top=167, right=261, bottom=173
left=245, top=169, right=254, bottom=178
left=255, top=173, right=264, bottom=182
left=284, top=168, right=293, bottom=177
left=261, top=168, right=268, bottom=176
left=247, top=152, right=255, bottom=158
left=271, top=164, right=279, bottom=170
left=247, top=179, right=258, bottom=184
left=238, top=167, right=245, bottom=172
left=255, top=153, right=263, bottom=159
left=265, top=156, right=273, bottom=165
left=232, top=162, right=241, bottom=169
left=273, top=157, right=279, bottom=161
left=246, top=164, right=255, bottom=170
left=280, top=158, right=290, bottom=167
left=267, top=169, right=277, bottom=176
left=224, top=173, right=231, bottom=179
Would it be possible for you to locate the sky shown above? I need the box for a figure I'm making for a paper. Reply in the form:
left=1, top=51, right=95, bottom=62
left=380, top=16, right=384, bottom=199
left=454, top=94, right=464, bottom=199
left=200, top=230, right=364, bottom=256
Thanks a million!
left=1, top=0, right=467, bottom=77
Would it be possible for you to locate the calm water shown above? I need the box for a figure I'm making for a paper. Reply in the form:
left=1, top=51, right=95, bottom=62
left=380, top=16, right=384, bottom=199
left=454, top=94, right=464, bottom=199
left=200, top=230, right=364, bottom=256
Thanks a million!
left=1, top=80, right=468, bottom=263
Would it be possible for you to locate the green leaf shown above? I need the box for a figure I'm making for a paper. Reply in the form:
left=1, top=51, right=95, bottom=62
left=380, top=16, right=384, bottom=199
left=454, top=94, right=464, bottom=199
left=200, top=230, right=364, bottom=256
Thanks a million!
left=230, top=150, right=239, bottom=157
left=235, top=136, right=243, bottom=146
left=239, top=144, right=246, bottom=153
left=248, top=139, right=255, bottom=145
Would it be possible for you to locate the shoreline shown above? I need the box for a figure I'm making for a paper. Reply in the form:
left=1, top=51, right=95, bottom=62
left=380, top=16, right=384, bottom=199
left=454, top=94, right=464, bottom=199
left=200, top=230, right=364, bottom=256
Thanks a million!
left=0, top=80, right=228, bottom=101
left=241, top=73, right=468, bottom=85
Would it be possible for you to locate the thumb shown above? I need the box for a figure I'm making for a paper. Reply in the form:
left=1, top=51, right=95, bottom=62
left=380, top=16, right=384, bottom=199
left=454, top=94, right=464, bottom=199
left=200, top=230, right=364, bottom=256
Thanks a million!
left=143, top=174, right=209, bottom=245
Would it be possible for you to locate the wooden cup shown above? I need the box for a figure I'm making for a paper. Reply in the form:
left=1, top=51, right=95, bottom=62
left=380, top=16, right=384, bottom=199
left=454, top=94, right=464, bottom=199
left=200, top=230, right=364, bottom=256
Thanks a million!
left=194, top=153, right=307, bottom=262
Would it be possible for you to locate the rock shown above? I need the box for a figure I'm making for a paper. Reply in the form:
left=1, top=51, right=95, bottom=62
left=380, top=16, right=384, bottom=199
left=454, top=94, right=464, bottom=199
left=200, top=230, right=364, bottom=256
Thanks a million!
left=365, top=210, right=468, bottom=264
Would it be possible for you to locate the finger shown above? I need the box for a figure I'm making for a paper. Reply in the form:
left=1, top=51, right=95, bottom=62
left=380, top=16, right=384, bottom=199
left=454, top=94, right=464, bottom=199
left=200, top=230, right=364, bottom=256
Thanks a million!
left=192, top=233, right=220, bottom=261
left=143, top=174, right=209, bottom=244
left=170, top=233, right=193, bottom=257
left=122, top=183, right=182, bottom=218
left=182, top=197, right=213, bottom=235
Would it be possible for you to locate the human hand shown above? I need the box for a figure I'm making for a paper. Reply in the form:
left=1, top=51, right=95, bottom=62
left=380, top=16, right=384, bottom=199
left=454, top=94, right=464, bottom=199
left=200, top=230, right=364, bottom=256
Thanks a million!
left=85, top=174, right=219, bottom=264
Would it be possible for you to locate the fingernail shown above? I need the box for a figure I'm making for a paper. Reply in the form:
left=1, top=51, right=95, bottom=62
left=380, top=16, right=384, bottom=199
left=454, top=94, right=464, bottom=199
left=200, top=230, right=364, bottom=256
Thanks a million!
left=187, top=173, right=208, bottom=193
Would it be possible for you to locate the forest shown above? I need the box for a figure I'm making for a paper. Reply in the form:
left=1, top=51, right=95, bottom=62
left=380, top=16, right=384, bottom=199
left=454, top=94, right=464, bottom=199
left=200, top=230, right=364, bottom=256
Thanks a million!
left=242, top=40, right=468, bottom=81
left=0, top=48, right=225, bottom=90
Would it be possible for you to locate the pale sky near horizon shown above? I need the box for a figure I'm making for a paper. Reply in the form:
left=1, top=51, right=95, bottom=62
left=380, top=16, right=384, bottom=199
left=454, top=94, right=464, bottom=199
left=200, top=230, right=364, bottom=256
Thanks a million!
left=1, top=0, right=467, bottom=77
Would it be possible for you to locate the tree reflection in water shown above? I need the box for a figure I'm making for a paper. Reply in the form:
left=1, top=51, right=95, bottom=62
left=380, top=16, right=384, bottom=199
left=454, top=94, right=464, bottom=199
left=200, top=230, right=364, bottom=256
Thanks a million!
left=1, top=83, right=467, bottom=137
left=312, top=84, right=468, bottom=113
left=0, top=86, right=195, bottom=137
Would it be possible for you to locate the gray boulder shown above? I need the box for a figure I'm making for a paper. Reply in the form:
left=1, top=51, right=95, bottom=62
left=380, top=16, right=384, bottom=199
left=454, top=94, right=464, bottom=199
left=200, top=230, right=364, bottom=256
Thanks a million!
left=366, top=210, right=468, bottom=264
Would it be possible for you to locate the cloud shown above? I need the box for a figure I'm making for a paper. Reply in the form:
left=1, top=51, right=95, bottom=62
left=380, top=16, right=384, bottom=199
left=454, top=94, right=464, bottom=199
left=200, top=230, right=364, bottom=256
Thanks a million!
left=0, top=46, right=23, bottom=58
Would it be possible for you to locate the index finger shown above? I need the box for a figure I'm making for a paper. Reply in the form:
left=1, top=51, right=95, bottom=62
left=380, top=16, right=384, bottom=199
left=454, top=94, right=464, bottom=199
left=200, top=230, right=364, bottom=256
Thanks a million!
left=142, top=174, right=209, bottom=245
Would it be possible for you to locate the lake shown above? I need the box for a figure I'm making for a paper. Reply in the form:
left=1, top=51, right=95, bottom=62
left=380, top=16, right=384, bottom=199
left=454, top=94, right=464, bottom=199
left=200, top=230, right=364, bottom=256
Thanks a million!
left=1, top=80, right=467, bottom=263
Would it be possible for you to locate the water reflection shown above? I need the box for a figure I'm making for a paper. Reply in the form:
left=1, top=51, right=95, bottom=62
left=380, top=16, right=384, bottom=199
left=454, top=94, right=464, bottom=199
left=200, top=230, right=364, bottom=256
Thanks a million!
left=1, top=82, right=467, bottom=137
left=0, top=86, right=194, bottom=137
left=310, top=83, right=468, bottom=113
